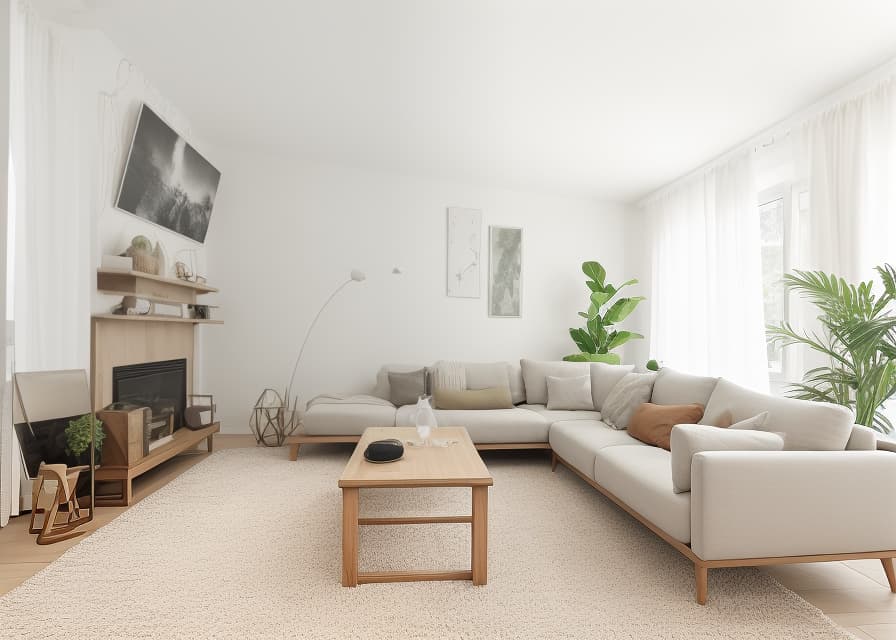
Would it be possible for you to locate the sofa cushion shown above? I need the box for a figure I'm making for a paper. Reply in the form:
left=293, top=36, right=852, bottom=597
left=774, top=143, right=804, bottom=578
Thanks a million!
left=601, top=372, right=657, bottom=430
left=627, top=402, right=705, bottom=450
left=669, top=424, right=784, bottom=493
left=519, top=404, right=601, bottom=424
left=650, top=367, right=719, bottom=406
left=699, top=378, right=854, bottom=451
left=507, top=363, right=526, bottom=405
left=463, top=362, right=510, bottom=390
left=546, top=374, right=594, bottom=410
left=302, top=403, right=398, bottom=436
left=594, top=445, right=692, bottom=543
left=550, top=420, right=645, bottom=480
left=395, top=405, right=549, bottom=443
left=433, top=387, right=513, bottom=410
left=371, top=364, right=426, bottom=400
left=388, top=369, right=426, bottom=406
left=589, top=363, right=635, bottom=410
left=520, top=359, right=590, bottom=405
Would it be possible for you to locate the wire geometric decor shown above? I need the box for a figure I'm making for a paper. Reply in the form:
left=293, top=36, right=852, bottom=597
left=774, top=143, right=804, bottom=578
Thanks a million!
left=249, top=389, right=299, bottom=447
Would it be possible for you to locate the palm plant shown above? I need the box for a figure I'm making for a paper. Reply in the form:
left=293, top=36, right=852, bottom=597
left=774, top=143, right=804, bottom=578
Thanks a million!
left=563, top=260, right=645, bottom=364
left=767, top=264, right=896, bottom=433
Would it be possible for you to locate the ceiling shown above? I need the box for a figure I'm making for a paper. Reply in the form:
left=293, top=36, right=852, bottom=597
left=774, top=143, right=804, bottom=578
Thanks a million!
left=75, top=0, right=896, bottom=202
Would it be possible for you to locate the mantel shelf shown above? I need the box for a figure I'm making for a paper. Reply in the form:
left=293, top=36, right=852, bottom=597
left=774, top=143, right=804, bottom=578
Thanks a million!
left=92, top=313, right=223, bottom=325
left=97, top=268, right=218, bottom=294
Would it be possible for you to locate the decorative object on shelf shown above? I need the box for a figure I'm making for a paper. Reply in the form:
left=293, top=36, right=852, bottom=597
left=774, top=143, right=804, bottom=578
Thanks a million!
left=174, top=261, right=192, bottom=280
left=488, top=226, right=522, bottom=317
left=446, top=207, right=481, bottom=298
left=252, top=268, right=403, bottom=447
left=767, top=263, right=896, bottom=433
left=13, top=369, right=95, bottom=543
left=121, top=235, right=166, bottom=275
left=113, top=296, right=153, bottom=316
left=564, top=260, right=645, bottom=364
left=363, top=438, right=404, bottom=463
left=101, top=254, right=133, bottom=270
left=185, top=394, right=216, bottom=430
left=412, top=396, right=437, bottom=446
left=116, top=103, right=221, bottom=243
left=190, top=304, right=210, bottom=320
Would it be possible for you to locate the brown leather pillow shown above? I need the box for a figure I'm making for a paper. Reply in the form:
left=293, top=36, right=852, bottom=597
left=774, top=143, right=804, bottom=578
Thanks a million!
left=627, top=403, right=705, bottom=450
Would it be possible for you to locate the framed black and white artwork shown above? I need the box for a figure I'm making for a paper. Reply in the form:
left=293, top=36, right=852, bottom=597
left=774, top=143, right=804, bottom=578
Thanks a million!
left=489, top=226, right=522, bottom=317
left=116, top=104, right=221, bottom=243
left=446, top=207, right=482, bottom=298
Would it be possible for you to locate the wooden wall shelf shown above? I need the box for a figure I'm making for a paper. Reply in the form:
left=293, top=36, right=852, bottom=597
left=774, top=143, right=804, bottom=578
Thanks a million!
left=92, top=313, right=223, bottom=325
left=97, top=268, right=218, bottom=293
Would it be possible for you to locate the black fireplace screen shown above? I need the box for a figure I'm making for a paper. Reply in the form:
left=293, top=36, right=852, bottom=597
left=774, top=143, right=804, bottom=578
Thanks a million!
left=112, top=359, right=187, bottom=430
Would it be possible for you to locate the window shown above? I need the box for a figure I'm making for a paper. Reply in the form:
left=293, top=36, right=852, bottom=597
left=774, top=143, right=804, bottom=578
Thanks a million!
left=758, top=184, right=808, bottom=378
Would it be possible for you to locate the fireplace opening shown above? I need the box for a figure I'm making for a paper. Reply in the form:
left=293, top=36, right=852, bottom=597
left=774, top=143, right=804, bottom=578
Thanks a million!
left=112, top=358, right=187, bottom=430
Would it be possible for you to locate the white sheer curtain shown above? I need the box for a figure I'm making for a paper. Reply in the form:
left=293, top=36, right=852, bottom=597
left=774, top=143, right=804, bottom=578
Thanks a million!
left=644, top=151, right=769, bottom=392
left=1, top=3, right=92, bottom=524
left=799, top=79, right=896, bottom=281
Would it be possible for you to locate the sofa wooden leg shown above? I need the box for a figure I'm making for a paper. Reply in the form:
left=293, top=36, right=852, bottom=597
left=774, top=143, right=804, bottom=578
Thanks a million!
left=289, top=443, right=301, bottom=462
left=551, top=452, right=558, bottom=472
left=695, top=563, right=708, bottom=605
left=881, top=558, right=896, bottom=592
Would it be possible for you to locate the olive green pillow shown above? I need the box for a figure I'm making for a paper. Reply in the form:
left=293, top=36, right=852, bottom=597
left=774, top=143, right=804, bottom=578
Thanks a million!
left=433, top=387, right=513, bottom=410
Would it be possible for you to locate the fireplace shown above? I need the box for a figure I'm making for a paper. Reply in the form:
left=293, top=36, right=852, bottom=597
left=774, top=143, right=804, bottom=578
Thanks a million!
left=112, top=358, right=187, bottom=430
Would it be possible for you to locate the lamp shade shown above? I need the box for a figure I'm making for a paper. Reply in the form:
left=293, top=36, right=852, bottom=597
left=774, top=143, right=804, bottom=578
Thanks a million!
left=350, top=269, right=366, bottom=282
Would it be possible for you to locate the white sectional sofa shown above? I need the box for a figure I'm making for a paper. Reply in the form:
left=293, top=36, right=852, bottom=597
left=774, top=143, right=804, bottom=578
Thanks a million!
left=286, top=360, right=896, bottom=604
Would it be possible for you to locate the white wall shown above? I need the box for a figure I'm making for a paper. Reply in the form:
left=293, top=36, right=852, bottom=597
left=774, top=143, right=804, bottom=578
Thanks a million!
left=203, top=152, right=629, bottom=433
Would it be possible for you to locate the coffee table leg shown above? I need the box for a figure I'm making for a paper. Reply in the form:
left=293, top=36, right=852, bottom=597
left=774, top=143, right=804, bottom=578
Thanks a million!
left=342, top=487, right=359, bottom=587
left=471, top=485, right=488, bottom=586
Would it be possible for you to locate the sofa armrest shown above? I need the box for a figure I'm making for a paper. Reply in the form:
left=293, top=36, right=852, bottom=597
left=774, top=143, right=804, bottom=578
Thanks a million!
left=691, top=450, right=896, bottom=561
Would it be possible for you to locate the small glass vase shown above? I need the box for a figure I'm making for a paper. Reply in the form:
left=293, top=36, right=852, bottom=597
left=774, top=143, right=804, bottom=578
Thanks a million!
left=413, top=396, right=437, bottom=446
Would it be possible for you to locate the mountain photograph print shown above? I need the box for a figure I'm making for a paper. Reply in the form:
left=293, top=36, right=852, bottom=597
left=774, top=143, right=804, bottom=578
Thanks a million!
left=116, top=104, right=221, bottom=243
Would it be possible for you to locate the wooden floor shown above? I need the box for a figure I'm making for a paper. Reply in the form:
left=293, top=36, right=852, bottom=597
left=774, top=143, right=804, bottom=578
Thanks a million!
left=1, top=437, right=895, bottom=638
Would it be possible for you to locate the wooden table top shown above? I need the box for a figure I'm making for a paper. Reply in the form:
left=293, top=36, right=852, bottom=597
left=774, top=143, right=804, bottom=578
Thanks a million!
left=338, top=427, right=494, bottom=489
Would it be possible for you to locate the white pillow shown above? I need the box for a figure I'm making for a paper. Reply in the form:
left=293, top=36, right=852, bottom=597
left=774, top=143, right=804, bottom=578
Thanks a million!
left=601, top=372, right=657, bottom=430
left=589, top=363, right=634, bottom=411
left=728, top=411, right=769, bottom=430
left=520, top=359, right=590, bottom=405
left=546, top=375, right=594, bottom=411
left=670, top=423, right=784, bottom=493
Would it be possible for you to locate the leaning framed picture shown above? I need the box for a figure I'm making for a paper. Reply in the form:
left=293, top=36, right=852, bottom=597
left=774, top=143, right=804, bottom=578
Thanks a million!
left=488, top=226, right=522, bottom=317
left=116, top=104, right=221, bottom=243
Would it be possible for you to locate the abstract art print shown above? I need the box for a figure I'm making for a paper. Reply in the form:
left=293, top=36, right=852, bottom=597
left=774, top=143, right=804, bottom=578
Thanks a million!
left=446, top=207, right=482, bottom=297
left=116, top=104, right=221, bottom=243
left=489, top=226, right=522, bottom=317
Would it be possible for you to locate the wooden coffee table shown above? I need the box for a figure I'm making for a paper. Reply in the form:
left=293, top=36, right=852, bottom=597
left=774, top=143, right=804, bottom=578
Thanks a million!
left=338, top=426, right=493, bottom=587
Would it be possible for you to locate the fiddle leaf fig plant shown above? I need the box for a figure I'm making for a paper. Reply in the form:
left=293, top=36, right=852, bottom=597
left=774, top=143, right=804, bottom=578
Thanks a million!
left=564, top=260, right=645, bottom=364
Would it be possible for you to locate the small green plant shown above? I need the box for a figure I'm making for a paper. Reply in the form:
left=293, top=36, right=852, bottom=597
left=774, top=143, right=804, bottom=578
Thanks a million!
left=646, top=359, right=660, bottom=371
left=65, top=414, right=105, bottom=457
left=564, top=260, right=645, bottom=364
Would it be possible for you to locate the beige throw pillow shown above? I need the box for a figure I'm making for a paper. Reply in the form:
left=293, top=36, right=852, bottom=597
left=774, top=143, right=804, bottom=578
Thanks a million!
left=546, top=375, right=594, bottom=410
left=433, top=387, right=513, bottom=410
left=601, top=372, right=657, bottom=430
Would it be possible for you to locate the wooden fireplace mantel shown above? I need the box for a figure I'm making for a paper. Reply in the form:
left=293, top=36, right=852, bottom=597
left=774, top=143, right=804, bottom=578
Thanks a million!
left=91, top=268, right=222, bottom=505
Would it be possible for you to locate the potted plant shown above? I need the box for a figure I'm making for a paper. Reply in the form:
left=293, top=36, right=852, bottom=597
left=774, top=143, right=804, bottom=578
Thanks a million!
left=767, top=264, right=896, bottom=433
left=65, top=413, right=105, bottom=466
left=564, top=260, right=646, bottom=364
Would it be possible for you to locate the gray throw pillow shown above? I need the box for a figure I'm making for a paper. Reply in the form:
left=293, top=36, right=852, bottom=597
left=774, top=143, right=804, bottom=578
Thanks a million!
left=601, top=372, right=657, bottom=430
left=388, top=369, right=426, bottom=407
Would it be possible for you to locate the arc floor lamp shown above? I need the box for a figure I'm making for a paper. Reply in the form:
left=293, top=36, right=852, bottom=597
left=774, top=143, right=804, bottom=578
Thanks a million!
left=250, top=267, right=402, bottom=446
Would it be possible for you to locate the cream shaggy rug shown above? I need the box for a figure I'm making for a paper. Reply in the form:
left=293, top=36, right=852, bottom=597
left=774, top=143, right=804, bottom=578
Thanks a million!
left=0, top=447, right=855, bottom=640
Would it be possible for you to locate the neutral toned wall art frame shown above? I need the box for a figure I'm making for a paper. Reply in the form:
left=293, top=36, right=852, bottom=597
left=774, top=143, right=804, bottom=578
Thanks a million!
left=489, top=226, right=522, bottom=317
left=446, top=207, right=482, bottom=298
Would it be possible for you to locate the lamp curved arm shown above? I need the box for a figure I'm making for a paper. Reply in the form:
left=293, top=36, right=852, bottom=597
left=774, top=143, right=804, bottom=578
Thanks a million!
left=285, top=278, right=354, bottom=404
